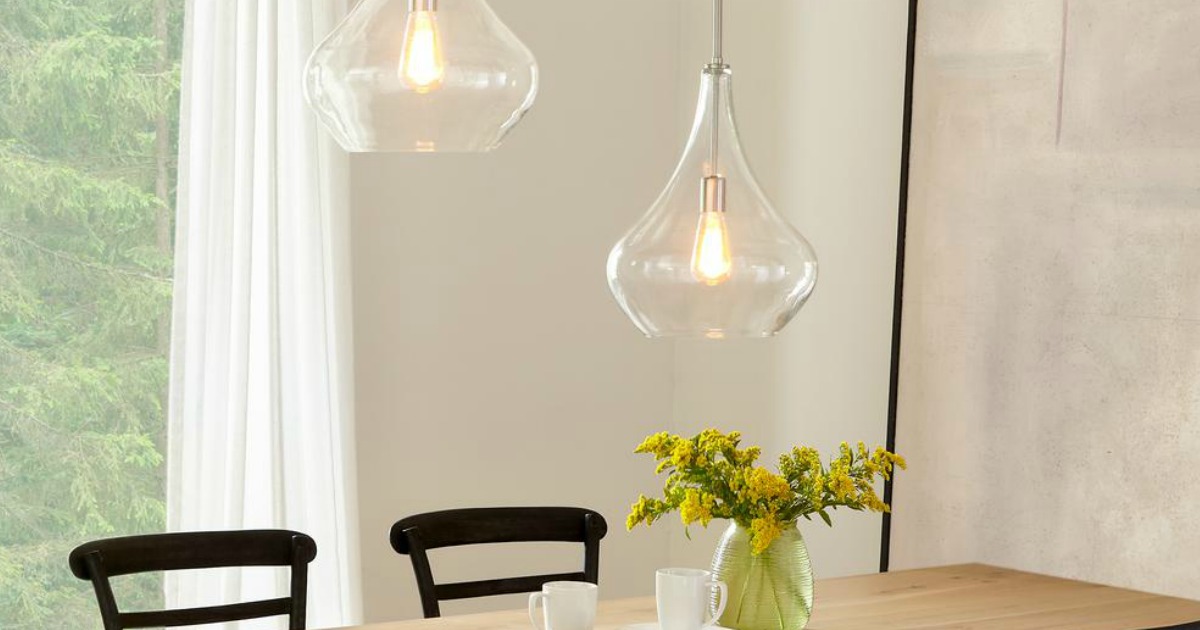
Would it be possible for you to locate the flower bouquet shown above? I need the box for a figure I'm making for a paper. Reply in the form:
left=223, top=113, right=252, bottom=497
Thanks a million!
left=627, top=429, right=904, bottom=630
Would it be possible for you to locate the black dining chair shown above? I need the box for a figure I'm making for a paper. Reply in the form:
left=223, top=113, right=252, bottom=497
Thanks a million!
left=389, top=506, right=608, bottom=618
left=69, top=530, right=316, bottom=630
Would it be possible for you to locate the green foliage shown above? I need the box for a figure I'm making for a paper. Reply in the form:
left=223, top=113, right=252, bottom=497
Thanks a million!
left=0, top=0, right=183, bottom=626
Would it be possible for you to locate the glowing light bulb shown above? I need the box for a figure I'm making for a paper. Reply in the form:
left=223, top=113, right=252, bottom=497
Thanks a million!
left=691, top=176, right=733, bottom=285
left=399, top=8, right=445, bottom=93
left=691, top=211, right=732, bottom=285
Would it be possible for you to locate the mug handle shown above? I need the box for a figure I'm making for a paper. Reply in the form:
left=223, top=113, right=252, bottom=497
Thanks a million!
left=528, top=592, right=547, bottom=630
left=705, top=580, right=728, bottom=627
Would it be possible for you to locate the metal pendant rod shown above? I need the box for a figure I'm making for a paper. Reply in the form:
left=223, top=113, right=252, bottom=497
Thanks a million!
left=711, top=0, right=724, bottom=66
left=708, top=0, right=725, bottom=175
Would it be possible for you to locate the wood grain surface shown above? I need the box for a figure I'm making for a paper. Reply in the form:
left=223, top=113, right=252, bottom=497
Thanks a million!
left=333, top=564, right=1200, bottom=630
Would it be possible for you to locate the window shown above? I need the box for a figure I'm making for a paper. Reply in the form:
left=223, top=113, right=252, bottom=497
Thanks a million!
left=0, top=1, right=184, bottom=626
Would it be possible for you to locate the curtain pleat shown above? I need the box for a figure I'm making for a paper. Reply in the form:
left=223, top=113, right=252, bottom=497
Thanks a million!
left=166, top=0, right=359, bottom=627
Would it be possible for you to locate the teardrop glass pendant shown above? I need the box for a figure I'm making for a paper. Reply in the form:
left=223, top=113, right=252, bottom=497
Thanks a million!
left=304, top=0, right=538, bottom=153
left=606, top=66, right=818, bottom=339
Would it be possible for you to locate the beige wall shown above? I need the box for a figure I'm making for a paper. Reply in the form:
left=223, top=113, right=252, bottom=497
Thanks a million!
left=350, top=0, right=910, bottom=623
left=891, top=0, right=1200, bottom=600
left=349, top=1, right=681, bottom=622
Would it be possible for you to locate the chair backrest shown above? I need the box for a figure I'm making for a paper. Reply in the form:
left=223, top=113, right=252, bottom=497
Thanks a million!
left=68, top=530, right=317, bottom=630
left=389, top=507, right=608, bottom=618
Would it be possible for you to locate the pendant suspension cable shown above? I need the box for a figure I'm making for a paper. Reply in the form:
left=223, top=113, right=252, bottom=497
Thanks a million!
left=708, top=0, right=724, bottom=176
left=711, top=0, right=724, bottom=65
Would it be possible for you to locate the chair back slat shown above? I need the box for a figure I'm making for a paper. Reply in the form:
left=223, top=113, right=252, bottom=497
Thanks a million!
left=435, top=572, right=587, bottom=601
left=390, top=507, right=606, bottom=551
left=68, top=530, right=316, bottom=630
left=69, top=530, right=314, bottom=578
left=118, top=598, right=291, bottom=628
left=389, top=507, right=607, bottom=619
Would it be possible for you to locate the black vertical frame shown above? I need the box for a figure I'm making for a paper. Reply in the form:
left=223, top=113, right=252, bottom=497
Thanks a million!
left=879, top=0, right=919, bottom=574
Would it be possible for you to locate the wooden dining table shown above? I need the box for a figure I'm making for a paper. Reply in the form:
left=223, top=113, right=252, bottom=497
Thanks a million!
left=334, top=564, right=1200, bottom=630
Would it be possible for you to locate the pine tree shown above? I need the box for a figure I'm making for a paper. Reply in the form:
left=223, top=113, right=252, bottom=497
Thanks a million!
left=0, top=0, right=184, bottom=626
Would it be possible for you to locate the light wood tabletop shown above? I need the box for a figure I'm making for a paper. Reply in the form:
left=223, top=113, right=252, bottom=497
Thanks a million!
left=333, top=564, right=1200, bottom=630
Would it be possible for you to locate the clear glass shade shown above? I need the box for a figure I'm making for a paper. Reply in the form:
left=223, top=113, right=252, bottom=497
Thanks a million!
left=607, top=67, right=818, bottom=338
left=304, top=0, right=538, bottom=153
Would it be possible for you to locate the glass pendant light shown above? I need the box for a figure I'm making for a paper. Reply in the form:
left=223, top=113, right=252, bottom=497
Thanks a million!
left=606, top=0, right=818, bottom=339
left=304, top=0, right=538, bottom=153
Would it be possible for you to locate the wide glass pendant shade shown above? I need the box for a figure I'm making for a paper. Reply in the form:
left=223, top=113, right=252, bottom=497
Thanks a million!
left=304, top=0, right=538, bottom=153
left=607, top=67, right=818, bottom=338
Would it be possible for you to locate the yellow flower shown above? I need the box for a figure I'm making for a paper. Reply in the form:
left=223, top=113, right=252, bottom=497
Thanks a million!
left=628, top=430, right=905, bottom=540
left=749, top=516, right=783, bottom=554
left=788, top=446, right=821, bottom=474
left=635, top=432, right=676, bottom=458
left=859, top=485, right=889, bottom=512
left=737, top=445, right=762, bottom=466
left=837, top=442, right=853, bottom=467
left=696, top=428, right=725, bottom=452
left=874, top=447, right=907, bottom=475
left=626, top=494, right=651, bottom=530
left=679, top=489, right=715, bottom=526
left=697, top=429, right=747, bottom=457
left=671, top=440, right=695, bottom=468
left=744, top=467, right=791, bottom=503
left=827, top=467, right=856, bottom=502
left=807, top=471, right=825, bottom=510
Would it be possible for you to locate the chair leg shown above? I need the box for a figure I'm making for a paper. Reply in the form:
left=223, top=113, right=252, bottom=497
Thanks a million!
left=83, top=552, right=124, bottom=630
left=405, top=530, right=442, bottom=618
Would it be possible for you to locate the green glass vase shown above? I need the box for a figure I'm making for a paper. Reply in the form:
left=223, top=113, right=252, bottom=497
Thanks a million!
left=710, top=521, right=813, bottom=630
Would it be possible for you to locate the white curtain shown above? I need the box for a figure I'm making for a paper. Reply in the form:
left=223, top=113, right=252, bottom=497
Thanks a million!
left=165, top=0, right=360, bottom=628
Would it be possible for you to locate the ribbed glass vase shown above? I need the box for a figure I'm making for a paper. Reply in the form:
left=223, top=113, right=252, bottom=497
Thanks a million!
left=710, top=522, right=813, bottom=630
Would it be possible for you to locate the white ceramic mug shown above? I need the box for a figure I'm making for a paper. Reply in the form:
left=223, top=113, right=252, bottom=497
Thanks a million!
left=528, top=581, right=598, bottom=630
left=656, top=568, right=728, bottom=630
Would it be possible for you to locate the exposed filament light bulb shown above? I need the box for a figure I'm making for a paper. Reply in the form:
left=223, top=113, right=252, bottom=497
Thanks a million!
left=398, top=0, right=446, bottom=93
left=692, top=175, right=733, bottom=285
